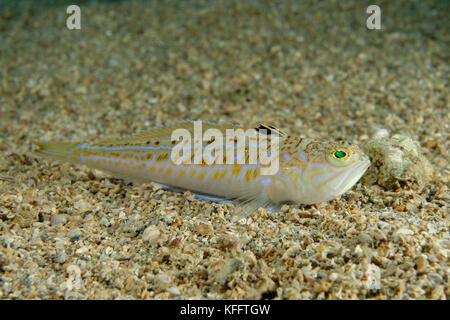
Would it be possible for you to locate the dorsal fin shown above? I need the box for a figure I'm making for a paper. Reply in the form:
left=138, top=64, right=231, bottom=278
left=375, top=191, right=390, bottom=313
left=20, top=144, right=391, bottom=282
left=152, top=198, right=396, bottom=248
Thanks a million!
left=255, top=124, right=287, bottom=137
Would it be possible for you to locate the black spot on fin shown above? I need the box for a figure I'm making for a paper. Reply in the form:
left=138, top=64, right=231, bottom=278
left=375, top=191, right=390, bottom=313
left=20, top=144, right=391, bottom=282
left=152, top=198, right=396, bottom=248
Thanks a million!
left=255, top=124, right=287, bottom=137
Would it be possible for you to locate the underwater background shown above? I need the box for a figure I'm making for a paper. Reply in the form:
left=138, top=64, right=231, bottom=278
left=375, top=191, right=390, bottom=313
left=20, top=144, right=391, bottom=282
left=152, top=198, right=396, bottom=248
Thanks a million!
left=0, top=0, right=448, bottom=299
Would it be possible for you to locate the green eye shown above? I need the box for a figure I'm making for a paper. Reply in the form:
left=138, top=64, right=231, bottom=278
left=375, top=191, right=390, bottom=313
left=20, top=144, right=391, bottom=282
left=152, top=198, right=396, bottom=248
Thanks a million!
left=328, top=147, right=352, bottom=166
left=333, top=150, right=347, bottom=159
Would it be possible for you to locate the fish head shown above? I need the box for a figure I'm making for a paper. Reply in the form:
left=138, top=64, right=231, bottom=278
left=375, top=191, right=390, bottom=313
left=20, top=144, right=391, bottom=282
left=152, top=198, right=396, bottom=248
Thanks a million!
left=300, top=140, right=370, bottom=204
left=270, top=139, right=370, bottom=204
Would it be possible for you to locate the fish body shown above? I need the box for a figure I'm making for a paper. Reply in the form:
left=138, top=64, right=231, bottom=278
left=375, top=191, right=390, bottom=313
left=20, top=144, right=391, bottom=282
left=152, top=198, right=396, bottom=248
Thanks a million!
left=35, top=120, right=370, bottom=214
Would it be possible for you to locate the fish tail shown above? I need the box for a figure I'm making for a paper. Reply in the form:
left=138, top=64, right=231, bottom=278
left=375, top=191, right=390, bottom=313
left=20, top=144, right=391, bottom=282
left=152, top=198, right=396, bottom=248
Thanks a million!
left=34, top=141, right=82, bottom=164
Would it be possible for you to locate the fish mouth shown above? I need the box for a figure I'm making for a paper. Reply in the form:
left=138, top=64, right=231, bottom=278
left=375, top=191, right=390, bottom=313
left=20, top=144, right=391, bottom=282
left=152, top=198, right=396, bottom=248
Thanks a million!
left=349, top=158, right=371, bottom=180
left=329, top=159, right=370, bottom=195
left=361, top=159, right=371, bottom=171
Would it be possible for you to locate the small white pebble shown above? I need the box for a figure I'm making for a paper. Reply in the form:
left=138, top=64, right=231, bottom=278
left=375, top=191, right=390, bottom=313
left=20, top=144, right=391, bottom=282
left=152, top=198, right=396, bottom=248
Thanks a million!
left=394, top=228, right=414, bottom=236
left=118, top=211, right=126, bottom=219
left=73, top=200, right=90, bottom=211
left=156, top=273, right=172, bottom=289
left=54, top=238, right=66, bottom=250
left=373, top=128, right=389, bottom=139
left=50, top=214, right=67, bottom=226
left=99, top=217, right=110, bottom=227
left=329, top=273, right=339, bottom=281
left=167, top=287, right=180, bottom=296
left=142, top=226, right=161, bottom=244
left=354, top=245, right=363, bottom=256
left=294, top=119, right=303, bottom=128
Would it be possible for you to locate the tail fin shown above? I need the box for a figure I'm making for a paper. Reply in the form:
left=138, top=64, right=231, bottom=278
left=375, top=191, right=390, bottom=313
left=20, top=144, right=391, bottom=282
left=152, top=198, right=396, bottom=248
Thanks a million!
left=34, top=141, right=82, bottom=164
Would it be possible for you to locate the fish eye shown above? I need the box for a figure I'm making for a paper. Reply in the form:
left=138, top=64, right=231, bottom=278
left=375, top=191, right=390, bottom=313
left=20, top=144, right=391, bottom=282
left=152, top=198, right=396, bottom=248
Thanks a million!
left=333, top=150, right=347, bottom=159
left=327, top=147, right=352, bottom=166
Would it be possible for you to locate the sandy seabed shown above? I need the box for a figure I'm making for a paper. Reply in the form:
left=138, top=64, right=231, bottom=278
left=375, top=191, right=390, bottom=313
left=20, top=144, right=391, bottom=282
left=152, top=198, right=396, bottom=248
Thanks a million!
left=0, top=0, right=448, bottom=299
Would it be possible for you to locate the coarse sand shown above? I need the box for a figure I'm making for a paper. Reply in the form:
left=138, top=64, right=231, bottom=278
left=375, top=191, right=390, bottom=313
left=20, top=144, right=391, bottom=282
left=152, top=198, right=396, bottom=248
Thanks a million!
left=0, top=0, right=448, bottom=299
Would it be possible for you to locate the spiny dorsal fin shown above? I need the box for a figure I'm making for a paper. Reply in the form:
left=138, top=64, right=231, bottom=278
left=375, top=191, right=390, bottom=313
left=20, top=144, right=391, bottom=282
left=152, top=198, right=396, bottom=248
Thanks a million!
left=255, top=124, right=287, bottom=137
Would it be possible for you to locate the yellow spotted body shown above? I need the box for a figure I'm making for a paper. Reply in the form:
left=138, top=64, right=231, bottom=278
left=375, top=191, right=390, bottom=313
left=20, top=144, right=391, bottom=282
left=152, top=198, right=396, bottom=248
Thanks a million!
left=35, top=120, right=370, bottom=214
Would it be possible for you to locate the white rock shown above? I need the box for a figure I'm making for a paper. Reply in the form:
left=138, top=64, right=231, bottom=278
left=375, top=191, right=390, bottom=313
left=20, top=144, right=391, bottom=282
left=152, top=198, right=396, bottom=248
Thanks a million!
left=50, top=214, right=67, bottom=226
left=394, top=228, right=414, bottom=236
left=373, top=128, right=389, bottom=139
left=142, top=226, right=160, bottom=245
